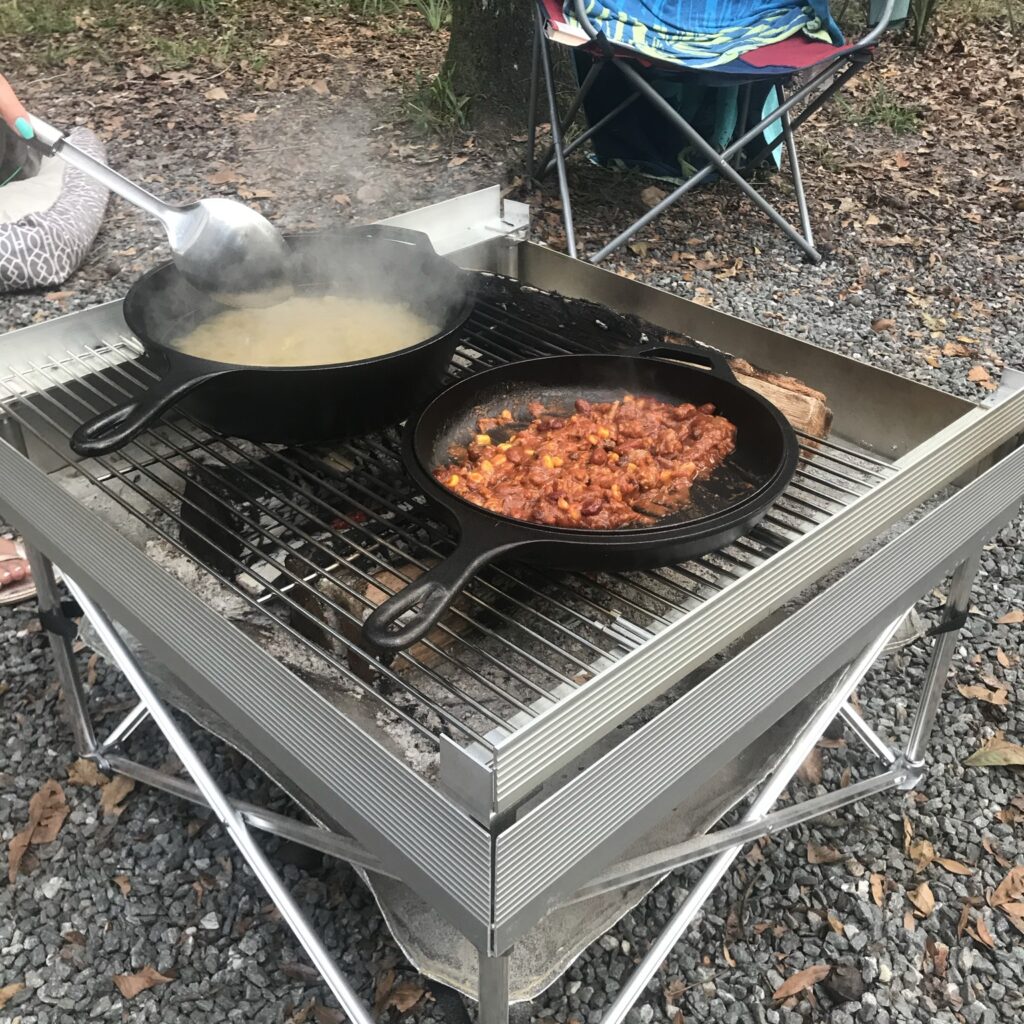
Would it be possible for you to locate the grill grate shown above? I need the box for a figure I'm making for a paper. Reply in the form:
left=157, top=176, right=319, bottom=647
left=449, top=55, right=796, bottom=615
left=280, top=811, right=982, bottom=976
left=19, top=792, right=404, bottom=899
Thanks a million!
left=0, top=276, right=893, bottom=758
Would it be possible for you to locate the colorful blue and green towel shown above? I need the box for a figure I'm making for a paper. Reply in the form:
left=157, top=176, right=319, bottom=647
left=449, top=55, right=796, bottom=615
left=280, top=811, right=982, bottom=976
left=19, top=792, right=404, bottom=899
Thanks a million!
left=567, top=0, right=843, bottom=69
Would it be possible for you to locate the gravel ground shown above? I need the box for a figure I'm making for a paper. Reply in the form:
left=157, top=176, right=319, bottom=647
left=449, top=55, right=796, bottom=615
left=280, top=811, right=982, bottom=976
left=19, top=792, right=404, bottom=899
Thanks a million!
left=2, top=35, right=1023, bottom=1024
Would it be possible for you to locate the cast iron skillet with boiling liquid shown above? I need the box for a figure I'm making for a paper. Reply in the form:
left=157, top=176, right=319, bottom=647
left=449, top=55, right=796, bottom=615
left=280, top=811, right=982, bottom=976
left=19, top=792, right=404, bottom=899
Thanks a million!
left=70, top=226, right=474, bottom=456
left=363, top=343, right=800, bottom=652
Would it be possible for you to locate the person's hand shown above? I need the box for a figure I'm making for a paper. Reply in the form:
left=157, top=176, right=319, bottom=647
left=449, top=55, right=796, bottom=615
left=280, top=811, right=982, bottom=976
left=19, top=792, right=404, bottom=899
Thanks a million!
left=0, top=73, right=33, bottom=140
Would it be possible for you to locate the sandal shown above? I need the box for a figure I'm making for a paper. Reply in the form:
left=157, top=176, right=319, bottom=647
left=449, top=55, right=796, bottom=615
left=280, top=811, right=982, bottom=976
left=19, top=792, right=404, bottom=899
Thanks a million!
left=0, top=538, right=36, bottom=606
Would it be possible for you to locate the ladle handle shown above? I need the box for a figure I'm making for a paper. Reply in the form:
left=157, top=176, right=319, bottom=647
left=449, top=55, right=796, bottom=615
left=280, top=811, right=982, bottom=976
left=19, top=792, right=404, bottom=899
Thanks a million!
left=70, top=366, right=229, bottom=457
left=28, top=114, right=173, bottom=223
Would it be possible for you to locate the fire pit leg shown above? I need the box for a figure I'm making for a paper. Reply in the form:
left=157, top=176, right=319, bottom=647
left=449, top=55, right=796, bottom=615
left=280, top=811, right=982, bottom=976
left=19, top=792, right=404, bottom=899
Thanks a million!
left=62, top=575, right=378, bottom=1024
left=477, top=950, right=511, bottom=1024
left=0, top=416, right=97, bottom=756
left=591, top=614, right=905, bottom=1024
left=901, top=551, right=983, bottom=779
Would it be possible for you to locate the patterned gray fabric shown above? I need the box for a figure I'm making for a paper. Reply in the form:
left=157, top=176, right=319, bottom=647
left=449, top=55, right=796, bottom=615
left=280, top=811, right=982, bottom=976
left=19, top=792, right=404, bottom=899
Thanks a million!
left=0, top=128, right=109, bottom=292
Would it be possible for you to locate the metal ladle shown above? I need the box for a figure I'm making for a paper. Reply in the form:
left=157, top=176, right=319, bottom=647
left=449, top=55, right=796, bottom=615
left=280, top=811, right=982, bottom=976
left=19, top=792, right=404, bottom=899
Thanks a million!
left=28, top=115, right=293, bottom=308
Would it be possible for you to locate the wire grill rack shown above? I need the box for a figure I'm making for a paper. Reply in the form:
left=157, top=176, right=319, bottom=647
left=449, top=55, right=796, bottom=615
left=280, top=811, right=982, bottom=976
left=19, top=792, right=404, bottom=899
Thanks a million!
left=0, top=277, right=894, bottom=758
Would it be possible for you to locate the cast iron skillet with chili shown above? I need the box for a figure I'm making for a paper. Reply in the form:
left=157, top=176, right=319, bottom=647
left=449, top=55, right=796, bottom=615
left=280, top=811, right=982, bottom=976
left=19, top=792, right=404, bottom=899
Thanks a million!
left=70, top=225, right=473, bottom=456
left=363, top=343, right=799, bottom=652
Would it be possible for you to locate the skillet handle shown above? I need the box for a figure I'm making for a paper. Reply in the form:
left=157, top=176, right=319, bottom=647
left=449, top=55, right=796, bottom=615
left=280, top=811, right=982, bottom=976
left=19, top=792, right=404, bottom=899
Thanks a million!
left=70, top=365, right=228, bottom=457
left=358, top=223, right=438, bottom=254
left=363, top=532, right=506, bottom=653
left=630, top=340, right=738, bottom=383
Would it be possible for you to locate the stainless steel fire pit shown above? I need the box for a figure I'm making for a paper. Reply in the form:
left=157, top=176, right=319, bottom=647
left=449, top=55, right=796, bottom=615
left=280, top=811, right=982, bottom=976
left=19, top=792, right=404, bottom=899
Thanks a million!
left=0, top=187, right=1022, bottom=1023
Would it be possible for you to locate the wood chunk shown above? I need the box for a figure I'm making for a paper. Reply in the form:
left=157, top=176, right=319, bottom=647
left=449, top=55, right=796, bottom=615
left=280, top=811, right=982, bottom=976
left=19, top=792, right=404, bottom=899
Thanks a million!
left=728, top=357, right=833, bottom=439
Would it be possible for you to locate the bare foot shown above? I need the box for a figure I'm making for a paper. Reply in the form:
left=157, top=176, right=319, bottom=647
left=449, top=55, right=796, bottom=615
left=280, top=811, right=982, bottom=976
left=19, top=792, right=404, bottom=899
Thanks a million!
left=0, top=537, right=31, bottom=589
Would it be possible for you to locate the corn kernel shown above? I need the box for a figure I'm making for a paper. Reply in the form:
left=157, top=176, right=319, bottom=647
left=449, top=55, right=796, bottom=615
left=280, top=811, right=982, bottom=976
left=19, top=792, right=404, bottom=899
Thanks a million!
left=597, top=426, right=610, bottom=438
left=475, top=434, right=491, bottom=446
left=501, top=409, right=513, bottom=421
left=552, top=456, right=564, bottom=468
left=588, top=433, right=600, bottom=445
left=623, top=394, right=634, bottom=403
left=608, top=452, right=620, bottom=463
left=481, top=460, right=494, bottom=474
left=498, top=442, right=512, bottom=451
left=468, top=472, right=483, bottom=483
left=557, top=497, right=570, bottom=511
left=447, top=474, right=460, bottom=487
left=492, top=453, right=507, bottom=466
left=611, top=484, right=622, bottom=500
left=542, top=454, right=555, bottom=469
left=525, top=448, right=535, bottom=456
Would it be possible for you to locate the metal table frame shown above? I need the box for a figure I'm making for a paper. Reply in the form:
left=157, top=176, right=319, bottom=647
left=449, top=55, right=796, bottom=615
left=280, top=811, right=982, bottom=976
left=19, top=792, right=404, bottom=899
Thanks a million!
left=1, top=187, right=1022, bottom=1023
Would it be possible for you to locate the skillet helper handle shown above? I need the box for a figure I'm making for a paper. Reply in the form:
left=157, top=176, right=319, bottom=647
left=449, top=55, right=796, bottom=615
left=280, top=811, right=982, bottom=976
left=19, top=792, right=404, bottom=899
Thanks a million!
left=631, top=340, right=738, bottom=383
left=359, top=223, right=439, bottom=254
left=363, top=532, right=502, bottom=653
left=70, top=365, right=227, bottom=457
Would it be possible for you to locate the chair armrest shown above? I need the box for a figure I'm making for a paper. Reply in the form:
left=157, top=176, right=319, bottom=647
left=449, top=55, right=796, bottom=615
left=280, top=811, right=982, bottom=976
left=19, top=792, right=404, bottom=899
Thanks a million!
left=572, top=0, right=601, bottom=39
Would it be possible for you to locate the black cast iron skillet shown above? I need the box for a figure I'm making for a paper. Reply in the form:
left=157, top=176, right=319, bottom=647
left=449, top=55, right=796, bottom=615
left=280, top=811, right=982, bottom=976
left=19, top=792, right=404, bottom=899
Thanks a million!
left=363, top=342, right=799, bottom=652
left=70, top=225, right=474, bottom=457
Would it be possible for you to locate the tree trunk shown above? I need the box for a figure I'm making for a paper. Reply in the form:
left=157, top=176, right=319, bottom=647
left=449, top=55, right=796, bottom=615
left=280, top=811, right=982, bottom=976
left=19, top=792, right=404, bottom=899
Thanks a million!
left=445, top=0, right=535, bottom=129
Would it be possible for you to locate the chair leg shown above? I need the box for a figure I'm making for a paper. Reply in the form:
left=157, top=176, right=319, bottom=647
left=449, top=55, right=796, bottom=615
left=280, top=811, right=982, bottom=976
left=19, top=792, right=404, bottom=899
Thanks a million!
left=777, top=84, right=816, bottom=256
left=534, top=59, right=604, bottom=180
left=733, top=83, right=751, bottom=170
left=613, top=62, right=820, bottom=263
left=525, top=21, right=541, bottom=181
left=534, top=5, right=578, bottom=258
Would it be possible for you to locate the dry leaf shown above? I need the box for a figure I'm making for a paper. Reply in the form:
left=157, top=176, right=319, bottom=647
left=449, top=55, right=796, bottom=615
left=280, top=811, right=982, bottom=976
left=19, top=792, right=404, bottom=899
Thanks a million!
left=373, top=969, right=397, bottom=1015
left=903, top=816, right=914, bottom=855
left=309, top=79, right=330, bottom=96
left=996, top=649, right=1012, bottom=669
left=908, top=838, right=935, bottom=871
left=957, top=901, right=972, bottom=937
left=991, top=866, right=1024, bottom=907
left=113, top=873, right=132, bottom=896
left=827, top=912, right=844, bottom=934
left=969, top=915, right=996, bottom=949
left=207, top=168, right=245, bottom=185
left=237, top=111, right=259, bottom=123
left=935, top=857, right=973, bottom=876
left=983, top=835, right=1011, bottom=868
left=871, top=317, right=896, bottom=333
left=967, top=365, right=991, bottom=383
left=958, top=683, right=1009, bottom=705
left=205, top=86, right=228, bottom=101
left=995, top=609, right=1023, bottom=625
left=664, top=978, right=687, bottom=1003
left=386, top=980, right=425, bottom=1013
left=112, top=965, right=174, bottom=999
left=965, top=736, right=1024, bottom=768
left=796, top=748, right=823, bottom=785
left=67, top=758, right=109, bottom=787
left=870, top=873, right=885, bottom=908
left=723, top=944, right=736, bottom=967
left=312, top=1005, right=346, bottom=1024
left=0, top=983, right=24, bottom=1010
left=99, top=775, right=135, bottom=817
left=909, top=882, right=936, bottom=917
left=772, top=964, right=831, bottom=1001
left=7, top=780, right=69, bottom=883
left=807, top=843, right=843, bottom=865
left=641, top=185, right=668, bottom=208
left=931, top=941, right=949, bottom=978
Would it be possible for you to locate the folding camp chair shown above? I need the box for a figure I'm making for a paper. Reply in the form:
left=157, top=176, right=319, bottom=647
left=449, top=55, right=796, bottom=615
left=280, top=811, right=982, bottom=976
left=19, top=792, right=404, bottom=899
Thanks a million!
left=526, top=0, right=897, bottom=263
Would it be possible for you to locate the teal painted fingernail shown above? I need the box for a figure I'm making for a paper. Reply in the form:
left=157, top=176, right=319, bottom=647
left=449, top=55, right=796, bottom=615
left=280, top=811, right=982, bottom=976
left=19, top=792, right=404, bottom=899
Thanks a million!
left=14, top=117, right=34, bottom=140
